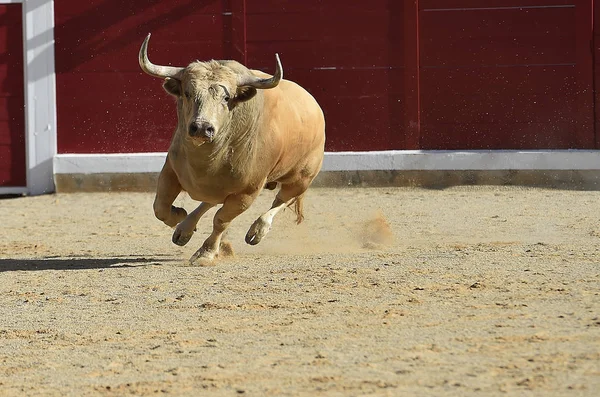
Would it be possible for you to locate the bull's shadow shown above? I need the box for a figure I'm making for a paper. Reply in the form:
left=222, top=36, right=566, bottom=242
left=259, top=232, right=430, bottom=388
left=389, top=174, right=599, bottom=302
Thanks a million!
left=0, top=255, right=176, bottom=272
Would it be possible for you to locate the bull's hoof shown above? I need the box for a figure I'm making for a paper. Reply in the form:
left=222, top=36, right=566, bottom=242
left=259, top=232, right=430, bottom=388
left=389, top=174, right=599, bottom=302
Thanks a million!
left=189, top=247, right=217, bottom=266
left=172, top=228, right=193, bottom=246
left=245, top=220, right=270, bottom=246
left=245, top=233, right=261, bottom=245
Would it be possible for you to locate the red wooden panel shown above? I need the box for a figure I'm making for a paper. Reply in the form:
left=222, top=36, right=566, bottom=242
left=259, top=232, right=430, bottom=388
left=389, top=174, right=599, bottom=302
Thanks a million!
left=56, top=0, right=412, bottom=153
left=58, top=72, right=176, bottom=153
left=0, top=8, right=25, bottom=96
left=55, top=7, right=227, bottom=73
left=0, top=120, right=24, bottom=145
left=420, top=0, right=576, bottom=8
left=285, top=68, right=406, bottom=99
left=55, top=0, right=228, bottom=154
left=0, top=144, right=25, bottom=187
left=0, top=64, right=25, bottom=97
left=246, top=11, right=390, bottom=46
left=286, top=69, right=405, bottom=152
left=402, top=0, right=420, bottom=150
left=246, top=0, right=389, bottom=14
left=420, top=7, right=576, bottom=67
left=418, top=0, right=593, bottom=150
left=0, top=98, right=25, bottom=127
left=230, top=0, right=247, bottom=63
left=420, top=66, right=584, bottom=149
left=55, top=0, right=223, bottom=19
left=321, top=96, right=401, bottom=152
left=244, top=0, right=410, bottom=151
left=57, top=39, right=225, bottom=74
left=246, top=37, right=403, bottom=70
left=0, top=27, right=22, bottom=51
left=421, top=122, right=575, bottom=150
left=247, top=0, right=394, bottom=68
left=422, top=66, right=576, bottom=119
left=0, top=4, right=25, bottom=187
left=56, top=0, right=594, bottom=154
left=572, top=0, right=594, bottom=147
left=595, top=2, right=600, bottom=147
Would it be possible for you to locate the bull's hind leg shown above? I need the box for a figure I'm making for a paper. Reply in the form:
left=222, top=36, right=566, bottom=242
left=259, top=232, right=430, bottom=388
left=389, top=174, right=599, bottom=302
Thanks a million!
left=154, top=157, right=188, bottom=227
left=172, top=202, right=215, bottom=246
left=190, top=192, right=258, bottom=265
left=245, top=180, right=309, bottom=246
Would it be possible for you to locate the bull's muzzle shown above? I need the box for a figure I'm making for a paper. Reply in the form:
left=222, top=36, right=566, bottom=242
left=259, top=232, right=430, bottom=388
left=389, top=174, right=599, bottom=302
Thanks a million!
left=189, top=121, right=215, bottom=141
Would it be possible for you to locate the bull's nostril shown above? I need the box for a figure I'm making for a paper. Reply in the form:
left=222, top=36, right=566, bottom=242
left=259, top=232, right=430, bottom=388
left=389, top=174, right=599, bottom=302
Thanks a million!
left=189, top=121, right=215, bottom=139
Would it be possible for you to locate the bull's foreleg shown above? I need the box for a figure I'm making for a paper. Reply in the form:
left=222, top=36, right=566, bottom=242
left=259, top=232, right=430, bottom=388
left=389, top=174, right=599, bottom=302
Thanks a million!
left=172, top=202, right=215, bottom=246
left=189, top=192, right=258, bottom=265
left=153, top=158, right=187, bottom=228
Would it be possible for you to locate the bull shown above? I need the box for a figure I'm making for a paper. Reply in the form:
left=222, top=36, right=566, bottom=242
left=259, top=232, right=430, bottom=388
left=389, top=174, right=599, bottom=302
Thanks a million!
left=138, top=34, right=325, bottom=265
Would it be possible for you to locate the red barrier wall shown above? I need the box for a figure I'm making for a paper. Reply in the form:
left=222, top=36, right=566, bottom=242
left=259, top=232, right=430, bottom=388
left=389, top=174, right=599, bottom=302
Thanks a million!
left=0, top=4, right=25, bottom=187
left=54, top=1, right=596, bottom=154
left=419, top=0, right=594, bottom=149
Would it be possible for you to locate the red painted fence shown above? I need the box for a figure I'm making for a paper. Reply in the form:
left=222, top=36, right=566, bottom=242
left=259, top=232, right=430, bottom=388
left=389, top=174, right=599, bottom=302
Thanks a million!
left=419, top=0, right=594, bottom=150
left=53, top=0, right=596, bottom=154
left=0, top=4, right=25, bottom=187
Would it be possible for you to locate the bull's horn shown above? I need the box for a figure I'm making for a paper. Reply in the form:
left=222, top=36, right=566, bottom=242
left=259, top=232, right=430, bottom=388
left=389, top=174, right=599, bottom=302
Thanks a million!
left=139, top=33, right=184, bottom=78
left=237, top=54, right=283, bottom=89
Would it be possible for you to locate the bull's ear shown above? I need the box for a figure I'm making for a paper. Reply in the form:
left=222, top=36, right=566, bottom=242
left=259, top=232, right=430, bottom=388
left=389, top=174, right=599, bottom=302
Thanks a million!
left=233, top=86, right=257, bottom=104
left=163, top=77, right=181, bottom=97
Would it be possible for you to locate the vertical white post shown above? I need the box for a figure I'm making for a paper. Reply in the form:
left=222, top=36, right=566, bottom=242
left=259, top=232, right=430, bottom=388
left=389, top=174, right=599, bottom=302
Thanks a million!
left=23, top=0, right=57, bottom=195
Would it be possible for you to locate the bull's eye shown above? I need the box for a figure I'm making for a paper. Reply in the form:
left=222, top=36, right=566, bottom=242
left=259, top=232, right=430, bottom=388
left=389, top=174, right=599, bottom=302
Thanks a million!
left=219, top=85, right=231, bottom=103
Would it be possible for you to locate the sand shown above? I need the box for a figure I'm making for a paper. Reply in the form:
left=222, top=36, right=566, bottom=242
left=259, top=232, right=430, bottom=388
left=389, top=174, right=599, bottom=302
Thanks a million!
left=0, top=186, right=599, bottom=396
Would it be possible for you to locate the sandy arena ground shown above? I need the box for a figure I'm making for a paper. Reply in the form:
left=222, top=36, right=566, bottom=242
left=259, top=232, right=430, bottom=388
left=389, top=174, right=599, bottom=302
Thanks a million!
left=0, top=186, right=599, bottom=396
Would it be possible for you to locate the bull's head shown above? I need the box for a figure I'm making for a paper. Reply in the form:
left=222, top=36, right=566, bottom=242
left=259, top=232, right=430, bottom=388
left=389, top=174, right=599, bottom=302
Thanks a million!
left=139, top=33, right=282, bottom=146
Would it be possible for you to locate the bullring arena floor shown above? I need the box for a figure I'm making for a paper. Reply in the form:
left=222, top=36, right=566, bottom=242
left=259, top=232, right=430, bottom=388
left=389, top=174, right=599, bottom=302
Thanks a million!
left=1, top=187, right=599, bottom=396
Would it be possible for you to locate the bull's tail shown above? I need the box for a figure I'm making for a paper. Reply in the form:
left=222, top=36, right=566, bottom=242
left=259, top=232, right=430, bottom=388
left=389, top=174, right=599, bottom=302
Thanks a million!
left=290, top=194, right=305, bottom=225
